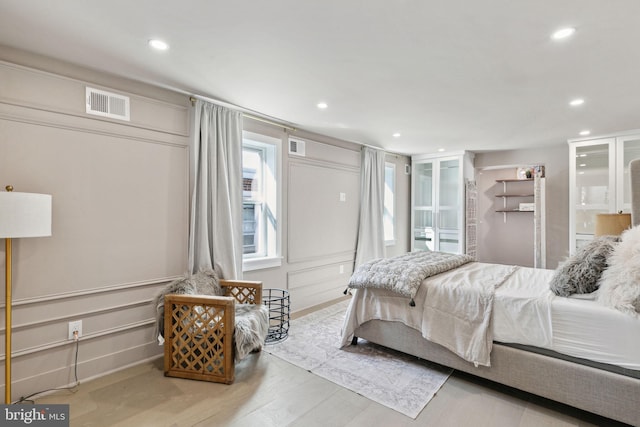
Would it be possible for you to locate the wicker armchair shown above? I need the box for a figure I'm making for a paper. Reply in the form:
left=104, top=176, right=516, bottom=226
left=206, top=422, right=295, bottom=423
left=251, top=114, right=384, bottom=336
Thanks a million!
left=163, top=279, right=264, bottom=384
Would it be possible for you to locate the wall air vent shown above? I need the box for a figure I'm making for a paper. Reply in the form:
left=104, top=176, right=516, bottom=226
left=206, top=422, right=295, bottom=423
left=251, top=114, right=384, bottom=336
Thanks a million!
left=86, top=87, right=130, bottom=121
left=288, top=138, right=306, bottom=157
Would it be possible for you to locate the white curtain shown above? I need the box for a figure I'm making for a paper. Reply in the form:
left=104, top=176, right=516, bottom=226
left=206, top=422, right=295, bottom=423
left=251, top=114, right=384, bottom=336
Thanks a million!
left=630, top=158, right=640, bottom=227
left=354, top=146, right=387, bottom=267
left=188, top=100, right=243, bottom=278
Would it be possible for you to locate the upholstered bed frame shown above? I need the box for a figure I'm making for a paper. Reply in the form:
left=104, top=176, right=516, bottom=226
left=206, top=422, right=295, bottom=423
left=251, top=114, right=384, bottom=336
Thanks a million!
left=353, top=319, right=639, bottom=426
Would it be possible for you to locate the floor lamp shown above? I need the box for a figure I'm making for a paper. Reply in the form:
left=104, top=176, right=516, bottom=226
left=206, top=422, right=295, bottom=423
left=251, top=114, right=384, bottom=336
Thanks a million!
left=0, top=185, right=52, bottom=404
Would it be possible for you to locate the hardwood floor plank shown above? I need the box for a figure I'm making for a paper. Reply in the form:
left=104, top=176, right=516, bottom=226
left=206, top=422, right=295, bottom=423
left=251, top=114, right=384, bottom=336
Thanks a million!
left=33, top=307, right=632, bottom=427
left=288, top=387, right=371, bottom=427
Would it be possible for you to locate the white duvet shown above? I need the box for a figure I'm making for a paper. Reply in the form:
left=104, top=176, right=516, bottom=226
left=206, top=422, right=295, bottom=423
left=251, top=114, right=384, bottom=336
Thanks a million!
left=341, top=262, right=640, bottom=371
left=421, top=263, right=517, bottom=366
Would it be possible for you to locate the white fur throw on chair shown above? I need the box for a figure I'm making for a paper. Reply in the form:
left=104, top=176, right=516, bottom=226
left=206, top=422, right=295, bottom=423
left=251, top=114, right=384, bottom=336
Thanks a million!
left=154, top=268, right=269, bottom=360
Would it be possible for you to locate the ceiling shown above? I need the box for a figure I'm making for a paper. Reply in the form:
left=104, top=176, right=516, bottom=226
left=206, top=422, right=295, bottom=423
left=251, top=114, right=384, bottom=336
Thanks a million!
left=1, top=1, right=640, bottom=156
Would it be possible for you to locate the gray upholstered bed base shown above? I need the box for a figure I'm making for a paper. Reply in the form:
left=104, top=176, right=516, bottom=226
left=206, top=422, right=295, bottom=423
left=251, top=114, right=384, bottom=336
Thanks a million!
left=353, top=319, right=639, bottom=426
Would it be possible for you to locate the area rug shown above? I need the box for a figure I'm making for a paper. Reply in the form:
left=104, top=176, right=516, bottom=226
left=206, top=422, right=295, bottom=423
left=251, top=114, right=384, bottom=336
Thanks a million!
left=264, top=299, right=452, bottom=419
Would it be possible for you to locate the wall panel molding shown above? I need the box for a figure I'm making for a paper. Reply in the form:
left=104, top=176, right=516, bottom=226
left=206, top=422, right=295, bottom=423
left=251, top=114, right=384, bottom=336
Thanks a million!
left=0, top=103, right=188, bottom=148
left=288, top=156, right=359, bottom=173
left=0, top=60, right=190, bottom=136
left=0, top=56, right=190, bottom=402
left=287, top=261, right=352, bottom=311
left=287, top=161, right=359, bottom=263
left=5, top=319, right=155, bottom=361
left=4, top=331, right=163, bottom=402
left=287, top=261, right=353, bottom=290
left=9, top=276, right=178, bottom=308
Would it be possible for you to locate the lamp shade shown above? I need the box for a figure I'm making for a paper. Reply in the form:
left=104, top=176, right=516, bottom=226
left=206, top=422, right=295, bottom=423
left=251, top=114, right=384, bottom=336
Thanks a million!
left=594, top=213, right=631, bottom=237
left=0, top=191, right=52, bottom=238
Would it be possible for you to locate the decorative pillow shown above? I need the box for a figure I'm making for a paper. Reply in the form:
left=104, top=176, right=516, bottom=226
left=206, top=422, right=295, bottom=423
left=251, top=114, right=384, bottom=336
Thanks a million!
left=549, top=235, right=619, bottom=297
left=597, top=226, right=640, bottom=317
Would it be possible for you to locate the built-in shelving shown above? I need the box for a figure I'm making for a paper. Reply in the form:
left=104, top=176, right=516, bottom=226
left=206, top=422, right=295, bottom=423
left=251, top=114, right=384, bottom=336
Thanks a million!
left=495, top=193, right=535, bottom=198
left=494, top=179, right=535, bottom=218
left=492, top=176, right=546, bottom=267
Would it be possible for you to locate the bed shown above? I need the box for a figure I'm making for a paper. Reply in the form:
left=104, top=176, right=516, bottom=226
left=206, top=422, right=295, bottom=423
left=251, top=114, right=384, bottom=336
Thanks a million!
left=341, top=251, right=640, bottom=425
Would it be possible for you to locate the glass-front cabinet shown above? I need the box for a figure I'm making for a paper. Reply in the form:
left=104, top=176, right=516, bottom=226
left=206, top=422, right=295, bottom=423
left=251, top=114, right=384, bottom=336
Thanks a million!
left=569, top=132, right=640, bottom=254
left=411, top=152, right=474, bottom=254
left=413, top=162, right=435, bottom=250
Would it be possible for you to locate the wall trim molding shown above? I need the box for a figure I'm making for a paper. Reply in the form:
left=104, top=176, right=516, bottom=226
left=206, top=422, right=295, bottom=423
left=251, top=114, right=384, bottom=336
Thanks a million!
left=9, top=300, right=153, bottom=333
left=0, top=107, right=188, bottom=149
left=6, top=345, right=163, bottom=400
left=288, top=156, right=359, bottom=173
left=287, top=249, right=355, bottom=265
left=287, top=259, right=353, bottom=291
left=287, top=160, right=359, bottom=264
left=5, top=276, right=180, bottom=309
left=3, top=319, right=156, bottom=361
left=0, top=59, right=190, bottom=137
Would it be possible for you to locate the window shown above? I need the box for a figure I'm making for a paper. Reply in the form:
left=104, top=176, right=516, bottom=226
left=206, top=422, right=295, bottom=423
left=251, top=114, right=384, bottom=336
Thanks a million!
left=384, top=162, right=396, bottom=245
left=242, top=131, right=281, bottom=271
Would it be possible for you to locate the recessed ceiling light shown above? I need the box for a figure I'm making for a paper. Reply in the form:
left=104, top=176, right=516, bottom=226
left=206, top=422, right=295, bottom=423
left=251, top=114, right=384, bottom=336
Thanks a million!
left=579, top=130, right=591, bottom=136
left=438, top=148, right=445, bottom=152
left=569, top=98, right=585, bottom=106
left=148, top=39, right=169, bottom=50
left=392, top=132, right=401, bottom=138
left=317, top=102, right=328, bottom=109
left=551, top=27, right=576, bottom=40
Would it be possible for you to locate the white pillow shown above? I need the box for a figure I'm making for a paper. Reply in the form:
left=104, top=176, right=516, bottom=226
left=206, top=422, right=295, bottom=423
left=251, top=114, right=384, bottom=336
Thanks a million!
left=597, top=226, right=640, bottom=317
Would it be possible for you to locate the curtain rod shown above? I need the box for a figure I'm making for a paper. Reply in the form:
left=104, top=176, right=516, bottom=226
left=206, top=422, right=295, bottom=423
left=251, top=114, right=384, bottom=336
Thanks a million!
left=188, top=96, right=407, bottom=158
left=189, top=96, right=297, bottom=132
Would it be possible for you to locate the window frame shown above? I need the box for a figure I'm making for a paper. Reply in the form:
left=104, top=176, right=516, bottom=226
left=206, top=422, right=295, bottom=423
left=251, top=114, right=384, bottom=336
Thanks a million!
left=242, top=131, right=282, bottom=271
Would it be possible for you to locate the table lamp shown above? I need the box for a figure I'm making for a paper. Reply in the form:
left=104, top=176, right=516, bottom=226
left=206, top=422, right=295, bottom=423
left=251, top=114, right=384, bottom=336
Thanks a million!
left=594, top=212, right=631, bottom=237
left=0, top=185, right=52, bottom=404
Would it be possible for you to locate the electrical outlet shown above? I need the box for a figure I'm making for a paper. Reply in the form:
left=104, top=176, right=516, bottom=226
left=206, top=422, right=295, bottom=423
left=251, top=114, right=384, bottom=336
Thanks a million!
left=68, top=320, right=82, bottom=340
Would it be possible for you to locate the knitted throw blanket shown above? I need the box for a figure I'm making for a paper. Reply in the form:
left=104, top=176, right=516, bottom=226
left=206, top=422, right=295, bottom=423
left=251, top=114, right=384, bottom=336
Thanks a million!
left=348, top=251, right=474, bottom=305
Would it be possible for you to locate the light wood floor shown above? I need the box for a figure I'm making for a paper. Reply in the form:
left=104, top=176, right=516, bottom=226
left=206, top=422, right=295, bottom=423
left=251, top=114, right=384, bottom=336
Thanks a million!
left=35, top=302, right=630, bottom=427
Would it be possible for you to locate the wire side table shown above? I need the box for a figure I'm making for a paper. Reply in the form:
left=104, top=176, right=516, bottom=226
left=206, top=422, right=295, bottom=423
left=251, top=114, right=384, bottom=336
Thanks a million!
left=262, top=288, right=290, bottom=344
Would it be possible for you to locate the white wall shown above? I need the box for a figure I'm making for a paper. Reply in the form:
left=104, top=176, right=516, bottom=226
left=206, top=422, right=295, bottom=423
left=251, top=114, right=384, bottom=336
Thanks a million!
left=476, top=168, right=536, bottom=267
left=0, top=46, right=190, bottom=402
left=0, top=45, right=412, bottom=401
left=243, top=120, right=412, bottom=311
left=474, top=145, right=569, bottom=268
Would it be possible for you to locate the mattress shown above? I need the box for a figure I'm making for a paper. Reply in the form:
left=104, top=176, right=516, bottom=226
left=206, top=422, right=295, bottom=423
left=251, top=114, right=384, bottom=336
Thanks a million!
left=342, top=262, right=640, bottom=372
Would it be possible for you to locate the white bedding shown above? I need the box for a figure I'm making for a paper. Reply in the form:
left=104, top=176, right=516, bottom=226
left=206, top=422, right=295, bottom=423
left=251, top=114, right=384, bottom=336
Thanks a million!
left=341, top=262, right=640, bottom=371
left=421, top=262, right=516, bottom=366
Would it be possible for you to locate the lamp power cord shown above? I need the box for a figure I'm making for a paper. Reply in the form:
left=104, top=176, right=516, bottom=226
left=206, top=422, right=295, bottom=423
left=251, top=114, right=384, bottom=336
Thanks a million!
left=14, top=336, right=81, bottom=404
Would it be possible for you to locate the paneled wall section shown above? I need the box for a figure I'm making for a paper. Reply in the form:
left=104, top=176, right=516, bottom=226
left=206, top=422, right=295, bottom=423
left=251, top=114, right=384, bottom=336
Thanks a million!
left=0, top=58, right=190, bottom=401
left=0, top=49, right=413, bottom=400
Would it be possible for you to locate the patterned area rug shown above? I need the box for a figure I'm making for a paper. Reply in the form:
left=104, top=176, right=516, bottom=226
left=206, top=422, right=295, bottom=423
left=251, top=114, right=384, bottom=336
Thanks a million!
left=265, top=299, right=452, bottom=419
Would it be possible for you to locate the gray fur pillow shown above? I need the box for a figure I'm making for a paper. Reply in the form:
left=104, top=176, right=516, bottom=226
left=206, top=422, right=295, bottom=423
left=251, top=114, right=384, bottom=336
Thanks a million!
left=549, top=235, right=619, bottom=297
